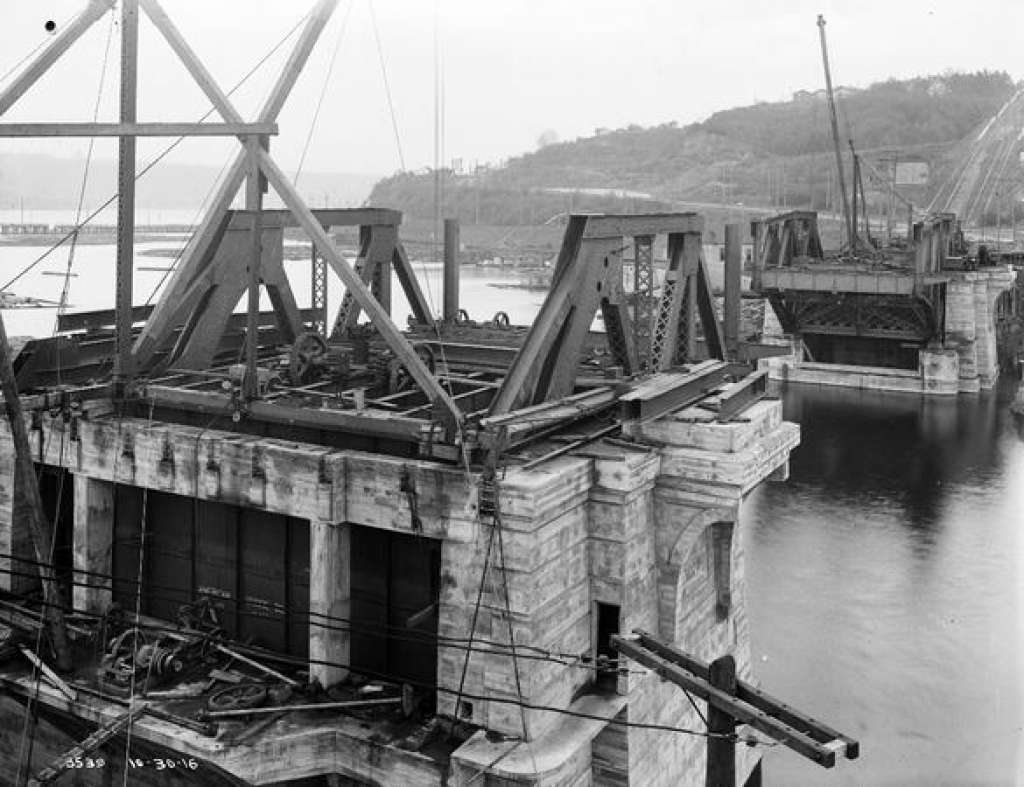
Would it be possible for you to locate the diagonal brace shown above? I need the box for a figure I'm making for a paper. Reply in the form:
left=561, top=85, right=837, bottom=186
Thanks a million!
left=256, top=149, right=463, bottom=429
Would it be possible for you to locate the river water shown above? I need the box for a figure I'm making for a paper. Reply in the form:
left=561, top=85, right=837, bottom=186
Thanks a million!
left=746, top=382, right=1024, bottom=786
left=1, top=239, right=1022, bottom=785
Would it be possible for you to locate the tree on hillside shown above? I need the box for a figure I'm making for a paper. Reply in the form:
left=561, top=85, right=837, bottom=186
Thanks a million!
left=536, top=129, right=560, bottom=149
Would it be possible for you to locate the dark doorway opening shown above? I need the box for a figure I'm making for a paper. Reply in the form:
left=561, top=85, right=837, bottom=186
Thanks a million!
left=595, top=602, right=621, bottom=692
left=350, top=525, right=441, bottom=709
left=37, top=466, right=74, bottom=603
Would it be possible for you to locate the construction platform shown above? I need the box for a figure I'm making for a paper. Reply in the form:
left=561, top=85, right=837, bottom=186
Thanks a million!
left=0, top=206, right=840, bottom=786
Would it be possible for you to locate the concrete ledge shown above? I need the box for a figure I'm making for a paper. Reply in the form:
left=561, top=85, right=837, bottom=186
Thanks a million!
left=451, top=693, right=628, bottom=782
left=18, top=414, right=480, bottom=541
left=768, top=360, right=938, bottom=394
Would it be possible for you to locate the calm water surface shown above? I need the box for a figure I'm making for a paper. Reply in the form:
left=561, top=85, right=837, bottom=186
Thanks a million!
left=746, top=382, right=1024, bottom=786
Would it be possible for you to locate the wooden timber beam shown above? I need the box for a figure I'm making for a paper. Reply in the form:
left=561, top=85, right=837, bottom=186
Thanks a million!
left=632, top=630, right=859, bottom=759
left=0, top=122, right=278, bottom=137
left=131, top=0, right=338, bottom=371
left=0, top=0, right=116, bottom=117
left=612, top=633, right=853, bottom=769
left=256, top=148, right=463, bottom=430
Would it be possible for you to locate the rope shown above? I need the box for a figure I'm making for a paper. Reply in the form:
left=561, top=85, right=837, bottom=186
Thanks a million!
left=13, top=427, right=68, bottom=787
left=121, top=399, right=156, bottom=784
left=294, top=0, right=354, bottom=186
left=450, top=492, right=496, bottom=727
left=368, top=0, right=405, bottom=172
left=492, top=481, right=540, bottom=773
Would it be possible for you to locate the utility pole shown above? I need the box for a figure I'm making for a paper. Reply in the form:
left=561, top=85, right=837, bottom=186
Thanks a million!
left=706, top=655, right=738, bottom=786
left=817, top=15, right=854, bottom=250
left=0, top=313, right=72, bottom=671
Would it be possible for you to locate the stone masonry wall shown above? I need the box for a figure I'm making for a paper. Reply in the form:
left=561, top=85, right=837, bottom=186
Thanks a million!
left=944, top=269, right=1016, bottom=392
left=437, top=457, right=596, bottom=739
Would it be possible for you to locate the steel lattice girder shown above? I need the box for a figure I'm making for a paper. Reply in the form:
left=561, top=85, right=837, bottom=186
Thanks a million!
left=771, top=291, right=938, bottom=340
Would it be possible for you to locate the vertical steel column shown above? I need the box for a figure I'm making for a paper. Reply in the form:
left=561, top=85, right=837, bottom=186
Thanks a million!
left=633, top=234, right=654, bottom=373
left=311, top=245, right=327, bottom=336
left=114, top=0, right=139, bottom=391
left=443, top=218, right=460, bottom=322
left=723, top=224, right=742, bottom=359
left=683, top=234, right=700, bottom=362
left=750, top=220, right=764, bottom=291
left=244, top=136, right=264, bottom=400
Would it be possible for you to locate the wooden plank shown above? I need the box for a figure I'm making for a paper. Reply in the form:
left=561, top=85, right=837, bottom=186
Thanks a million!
left=0, top=122, right=277, bottom=137
left=213, top=643, right=299, bottom=687
left=256, top=148, right=462, bottom=429
left=0, top=0, right=115, bottom=116
left=19, top=646, right=76, bottom=701
left=583, top=213, right=703, bottom=238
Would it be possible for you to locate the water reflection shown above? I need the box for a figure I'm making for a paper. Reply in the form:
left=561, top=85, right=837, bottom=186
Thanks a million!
left=744, top=380, right=1024, bottom=785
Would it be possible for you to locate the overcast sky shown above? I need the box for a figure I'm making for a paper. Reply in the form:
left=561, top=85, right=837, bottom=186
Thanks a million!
left=1, top=0, right=1021, bottom=178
